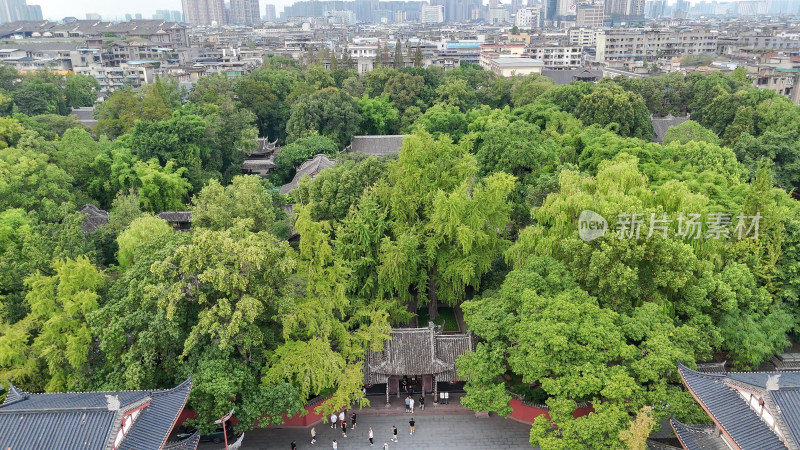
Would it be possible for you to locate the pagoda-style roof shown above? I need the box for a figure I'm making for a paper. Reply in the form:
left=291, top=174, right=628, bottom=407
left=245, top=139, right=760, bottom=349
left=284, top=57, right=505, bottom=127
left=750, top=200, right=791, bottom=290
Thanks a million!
left=0, top=377, right=195, bottom=450
left=245, top=137, right=281, bottom=157
left=364, top=324, right=473, bottom=384
left=677, top=362, right=788, bottom=450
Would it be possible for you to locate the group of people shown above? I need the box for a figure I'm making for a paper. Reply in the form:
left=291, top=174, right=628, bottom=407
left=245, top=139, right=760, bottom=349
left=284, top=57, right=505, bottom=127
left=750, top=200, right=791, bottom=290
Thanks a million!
left=404, top=395, right=424, bottom=413
left=292, top=412, right=417, bottom=449
left=290, top=383, right=427, bottom=449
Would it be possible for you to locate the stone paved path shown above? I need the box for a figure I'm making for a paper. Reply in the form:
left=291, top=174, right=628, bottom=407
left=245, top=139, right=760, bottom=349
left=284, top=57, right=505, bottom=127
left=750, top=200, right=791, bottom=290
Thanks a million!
left=198, top=414, right=536, bottom=450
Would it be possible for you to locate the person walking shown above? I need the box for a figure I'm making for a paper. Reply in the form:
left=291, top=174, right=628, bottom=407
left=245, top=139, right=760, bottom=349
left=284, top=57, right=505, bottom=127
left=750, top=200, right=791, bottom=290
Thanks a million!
left=330, top=413, right=337, bottom=429
left=409, top=397, right=415, bottom=413
left=332, top=439, right=338, bottom=450
left=391, top=425, right=398, bottom=442
left=409, top=418, right=415, bottom=435
left=311, top=427, right=317, bottom=444
left=291, top=440, right=297, bottom=450
left=404, top=395, right=410, bottom=412
left=338, top=410, right=345, bottom=428
left=342, top=420, right=348, bottom=438
left=368, top=427, right=374, bottom=446
left=351, top=412, right=357, bottom=429
left=419, top=395, right=425, bottom=411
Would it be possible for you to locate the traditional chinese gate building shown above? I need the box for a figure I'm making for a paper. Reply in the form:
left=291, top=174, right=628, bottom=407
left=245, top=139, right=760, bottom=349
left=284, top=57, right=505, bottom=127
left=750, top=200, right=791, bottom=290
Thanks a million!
left=364, top=324, right=473, bottom=404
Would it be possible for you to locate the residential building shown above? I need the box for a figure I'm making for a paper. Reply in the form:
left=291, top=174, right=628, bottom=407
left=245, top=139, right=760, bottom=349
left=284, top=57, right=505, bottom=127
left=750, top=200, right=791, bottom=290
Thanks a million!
left=753, top=67, right=800, bottom=105
left=326, top=10, right=356, bottom=26
left=569, top=27, right=599, bottom=47
left=527, top=44, right=583, bottom=69
left=605, top=0, right=644, bottom=17
left=557, top=0, right=578, bottom=18
left=421, top=5, right=445, bottom=24
left=488, top=7, right=511, bottom=25
left=264, top=3, right=276, bottom=21
left=577, top=1, right=604, bottom=28
left=230, top=0, right=260, bottom=25
left=595, top=28, right=718, bottom=62
left=0, top=0, right=42, bottom=24
left=431, top=0, right=482, bottom=23
left=515, top=6, right=542, bottom=29
left=182, top=0, right=226, bottom=25
left=85, top=13, right=101, bottom=20
left=483, top=56, right=545, bottom=77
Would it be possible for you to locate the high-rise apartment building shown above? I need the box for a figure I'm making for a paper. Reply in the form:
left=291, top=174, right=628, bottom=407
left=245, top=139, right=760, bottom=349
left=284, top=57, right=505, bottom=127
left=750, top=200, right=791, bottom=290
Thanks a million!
left=182, top=0, right=226, bottom=25
left=557, top=0, right=578, bottom=17
left=171, top=10, right=183, bottom=22
left=605, top=0, right=644, bottom=16
left=230, top=0, right=260, bottom=25
left=264, top=3, right=276, bottom=21
left=421, top=5, right=444, bottom=23
left=576, top=1, right=604, bottom=27
left=154, top=9, right=171, bottom=20
left=0, top=0, right=43, bottom=24
left=515, top=6, right=542, bottom=28
left=431, top=0, right=481, bottom=22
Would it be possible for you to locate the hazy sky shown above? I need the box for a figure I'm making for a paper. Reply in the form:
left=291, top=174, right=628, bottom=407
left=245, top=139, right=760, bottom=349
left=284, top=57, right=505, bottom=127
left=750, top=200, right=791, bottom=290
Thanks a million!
left=32, top=0, right=297, bottom=21
left=32, top=0, right=754, bottom=22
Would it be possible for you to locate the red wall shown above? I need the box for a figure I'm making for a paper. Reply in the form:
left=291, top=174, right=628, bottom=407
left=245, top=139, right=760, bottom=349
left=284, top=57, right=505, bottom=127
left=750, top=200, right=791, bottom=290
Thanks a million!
left=508, top=399, right=594, bottom=425
left=254, top=397, right=329, bottom=428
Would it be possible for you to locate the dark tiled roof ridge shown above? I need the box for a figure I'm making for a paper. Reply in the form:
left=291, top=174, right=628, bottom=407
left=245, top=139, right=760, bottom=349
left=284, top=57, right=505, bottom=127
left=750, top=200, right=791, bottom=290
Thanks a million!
left=3, top=375, right=192, bottom=398
left=677, top=361, right=727, bottom=379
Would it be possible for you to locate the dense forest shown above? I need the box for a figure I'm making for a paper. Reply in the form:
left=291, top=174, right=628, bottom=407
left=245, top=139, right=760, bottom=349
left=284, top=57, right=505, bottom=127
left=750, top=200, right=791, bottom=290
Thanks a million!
left=2, top=56, right=800, bottom=448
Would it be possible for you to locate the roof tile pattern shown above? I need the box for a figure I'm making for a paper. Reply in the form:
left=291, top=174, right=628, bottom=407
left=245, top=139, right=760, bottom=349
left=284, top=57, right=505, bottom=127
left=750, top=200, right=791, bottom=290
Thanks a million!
left=364, top=326, right=472, bottom=384
left=349, top=135, right=406, bottom=156
left=119, top=377, right=193, bottom=450
left=670, top=418, right=731, bottom=450
left=678, top=363, right=786, bottom=450
left=0, top=377, right=192, bottom=450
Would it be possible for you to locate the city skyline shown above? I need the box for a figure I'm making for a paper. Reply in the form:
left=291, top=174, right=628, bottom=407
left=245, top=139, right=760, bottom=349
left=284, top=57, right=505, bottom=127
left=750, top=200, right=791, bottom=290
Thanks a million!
left=28, top=0, right=777, bottom=22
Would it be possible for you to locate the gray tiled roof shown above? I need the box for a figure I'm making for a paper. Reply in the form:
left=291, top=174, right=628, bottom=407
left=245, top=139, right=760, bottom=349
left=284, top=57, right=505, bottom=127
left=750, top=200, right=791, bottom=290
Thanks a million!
left=772, top=389, right=800, bottom=447
left=651, top=114, right=689, bottom=143
left=541, top=68, right=603, bottom=86
left=728, top=372, right=800, bottom=389
left=678, top=363, right=786, bottom=450
left=164, top=432, right=200, bottom=450
left=0, top=377, right=193, bottom=450
left=349, top=135, right=406, bottom=157
left=157, top=211, right=192, bottom=223
left=670, top=418, right=731, bottom=450
left=80, top=203, right=109, bottom=233
left=364, top=325, right=473, bottom=384
left=118, top=377, right=193, bottom=450
left=280, top=154, right=336, bottom=195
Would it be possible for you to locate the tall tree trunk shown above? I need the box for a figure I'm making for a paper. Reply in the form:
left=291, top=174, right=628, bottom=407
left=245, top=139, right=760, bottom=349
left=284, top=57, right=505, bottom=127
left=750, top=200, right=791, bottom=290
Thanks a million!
left=427, top=269, right=439, bottom=321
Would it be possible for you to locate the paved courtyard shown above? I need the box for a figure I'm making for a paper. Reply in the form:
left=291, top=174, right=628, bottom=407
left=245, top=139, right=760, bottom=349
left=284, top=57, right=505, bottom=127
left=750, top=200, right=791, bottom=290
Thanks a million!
left=198, top=414, right=536, bottom=450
